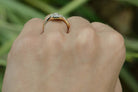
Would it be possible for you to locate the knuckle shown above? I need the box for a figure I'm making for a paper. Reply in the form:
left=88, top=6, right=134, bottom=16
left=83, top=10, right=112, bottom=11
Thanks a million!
left=68, top=16, right=84, bottom=20
left=109, top=31, right=125, bottom=47
left=92, top=22, right=102, bottom=25
left=81, top=26, right=95, bottom=35
left=76, top=27, right=96, bottom=49
left=68, top=16, right=89, bottom=23
left=27, top=18, right=41, bottom=23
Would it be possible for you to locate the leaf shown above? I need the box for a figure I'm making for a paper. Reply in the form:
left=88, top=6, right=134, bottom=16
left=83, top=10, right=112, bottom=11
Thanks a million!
left=126, top=52, right=138, bottom=61
left=126, top=39, right=138, bottom=52
left=24, top=0, right=57, bottom=14
left=0, top=59, right=6, bottom=66
left=0, top=0, right=45, bottom=19
left=7, top=9, right=23, bottom=24
left=59, top=0, right=88, bottom=16
left=120, top=67, right=138, bottom=92
left=0, top=37, right=16, bottom=57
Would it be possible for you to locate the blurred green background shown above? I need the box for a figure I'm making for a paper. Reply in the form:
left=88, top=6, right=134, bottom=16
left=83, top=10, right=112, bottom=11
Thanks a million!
left=0, top=0, right=138, bottom=92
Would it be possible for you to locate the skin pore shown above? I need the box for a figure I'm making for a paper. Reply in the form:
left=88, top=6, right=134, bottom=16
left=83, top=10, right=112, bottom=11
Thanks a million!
left=2, top=16, right=125, bottom=92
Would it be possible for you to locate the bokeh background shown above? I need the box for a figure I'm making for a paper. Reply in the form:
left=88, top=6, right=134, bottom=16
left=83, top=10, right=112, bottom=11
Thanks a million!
left=0, top=0, right=138, bottom=92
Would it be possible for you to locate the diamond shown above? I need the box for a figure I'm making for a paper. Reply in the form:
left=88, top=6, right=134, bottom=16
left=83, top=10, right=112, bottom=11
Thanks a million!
left=44, top=13, right=70, bottom=32
left=50, top=13, right=63, bottom=18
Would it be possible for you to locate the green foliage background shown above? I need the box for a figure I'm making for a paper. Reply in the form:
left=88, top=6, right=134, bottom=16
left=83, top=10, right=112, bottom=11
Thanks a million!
left=0, top=0, right=138, bottom=92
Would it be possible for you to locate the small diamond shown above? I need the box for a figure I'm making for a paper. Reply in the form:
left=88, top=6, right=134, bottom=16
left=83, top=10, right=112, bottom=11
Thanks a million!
left=50, top=13, right=63, bottom=18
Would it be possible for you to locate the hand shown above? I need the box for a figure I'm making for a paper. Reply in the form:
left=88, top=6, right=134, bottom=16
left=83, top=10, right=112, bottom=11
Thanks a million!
left=2, top=16, right=125, bottom=92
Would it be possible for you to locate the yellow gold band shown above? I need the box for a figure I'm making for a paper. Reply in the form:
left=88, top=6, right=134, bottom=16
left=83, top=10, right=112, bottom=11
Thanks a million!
left=43, top=13, right=70, bottom=33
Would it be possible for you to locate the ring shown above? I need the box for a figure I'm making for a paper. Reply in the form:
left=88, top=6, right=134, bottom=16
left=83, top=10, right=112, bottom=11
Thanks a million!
left=43, top=13, right=70, bottom=33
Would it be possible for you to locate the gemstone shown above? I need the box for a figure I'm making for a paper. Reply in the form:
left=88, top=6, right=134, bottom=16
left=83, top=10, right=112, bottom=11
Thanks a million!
left=51, top=13, right=63, bottom=18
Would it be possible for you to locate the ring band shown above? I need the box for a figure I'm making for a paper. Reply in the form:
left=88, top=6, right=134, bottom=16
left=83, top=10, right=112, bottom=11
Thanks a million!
left=43, top=13, right=70, bottom=33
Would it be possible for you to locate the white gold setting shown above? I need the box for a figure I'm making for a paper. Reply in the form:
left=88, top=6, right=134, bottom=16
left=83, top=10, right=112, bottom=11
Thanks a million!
left=50, top=13, right=63, bottom=18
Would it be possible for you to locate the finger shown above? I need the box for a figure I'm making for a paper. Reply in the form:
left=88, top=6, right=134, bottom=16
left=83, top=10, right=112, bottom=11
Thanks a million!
left=91, top=22, right=125, bottom=72
left=91, top=22, right=125, bottom=49
left=91, top=22, right=117, bottom=33
left=42, top=15, right=68, bottom=35
left=67, top=17, right=98, bottom=58
left=67, top=16, right=93, bottom=35
left=20, top=18, right=43, bottom=37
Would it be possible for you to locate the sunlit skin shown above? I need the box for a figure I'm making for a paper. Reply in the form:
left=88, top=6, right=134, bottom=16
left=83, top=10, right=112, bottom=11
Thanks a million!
left=2, top=16, right=125, bottom=92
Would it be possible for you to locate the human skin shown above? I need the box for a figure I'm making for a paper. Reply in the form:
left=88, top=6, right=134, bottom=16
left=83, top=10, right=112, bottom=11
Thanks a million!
left=2, top=16, right=125, bottom=92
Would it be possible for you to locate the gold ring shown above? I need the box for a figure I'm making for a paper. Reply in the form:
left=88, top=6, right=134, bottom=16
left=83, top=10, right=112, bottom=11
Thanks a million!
left=43, top=13, right=70, bottom=33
